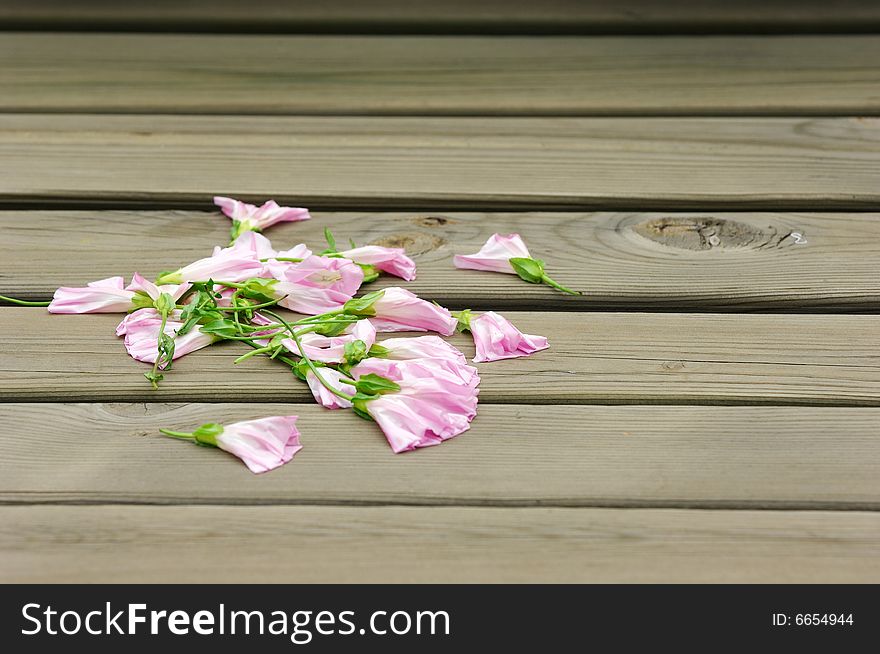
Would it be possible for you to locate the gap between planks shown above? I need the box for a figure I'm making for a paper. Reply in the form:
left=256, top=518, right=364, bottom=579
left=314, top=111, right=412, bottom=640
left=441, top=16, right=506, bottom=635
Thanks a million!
left=1, top=210, right=878, bottom=311
left=3, top=0, right=880, bottom=35
left=0, top=115, right=878, bottom=210
left=1, top=34, right=879, bottom=115
left=1, top=505, right=878, bottom=583
left=1, top=403, right=878, bottom=510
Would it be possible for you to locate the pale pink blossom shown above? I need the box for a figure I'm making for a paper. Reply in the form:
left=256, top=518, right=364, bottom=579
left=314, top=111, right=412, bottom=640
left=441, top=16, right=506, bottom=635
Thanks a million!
left=125, top=272, right=191, bottom=304
left=156, top=247, right=263, bottom=285
left=339, top=245, right=417, bottom=281
left=216, top=232, right=312, bottom=279
left=277, top=255, right=364, bottom=297
left=453, top=233, right=531, bottom=274
left=215, top=416, right=302, bottom=474
left=354, top=356, right=479, bottom=394
left=305, top=367, right=356, bottom=410
left=375, top=335, right=467, bottom=365
left=48, top=276, right=136, bottom=314
left=271, top=280, right=353, bottom=315
left=367, top=287, right=457, bottom=335
left=356, top=390, right=476, bottom=453
left=469, top=311, right=549, bottom=363
left=351, top=355, right=479, bottom=453
left=214, top=196, right=311, bottom=232
left=116, top=308, right=219, bottom=368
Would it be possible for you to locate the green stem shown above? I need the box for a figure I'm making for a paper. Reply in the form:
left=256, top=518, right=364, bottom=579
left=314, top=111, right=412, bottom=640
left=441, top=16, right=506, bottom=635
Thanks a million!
left=259, top=257, right=303, bottom=263
left=241, top=339, right=300, bottom=368
left=158, top=429, right=194, bottom=440
left=147, top=311, right=170, bottom=389
left=541, top=274, right=581, bottom=296
left=0, top=294, right=51, bottom=307
left=263, top=309, right=355, bottom=403
left=234, top=345, right=276, bottom=364
left=216, top=295, right=286, bottom=312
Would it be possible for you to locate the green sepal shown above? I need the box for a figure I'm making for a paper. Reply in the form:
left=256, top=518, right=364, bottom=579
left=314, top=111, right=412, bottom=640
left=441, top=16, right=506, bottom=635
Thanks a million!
left=351, top=393, right=378, bottom=421
left=359, top=263, right=380, bottom=283
left=130, top=291, right=155, bottom=311
left=239, top=278, right=278, bottom=302
left=155, top=270, right=183, bottom=285
left=310, top=319, right=354, bottom=337
left=154, top=291, right=176, bottom=316
left=344, top=339, right=369, bottom=366
left=292, top=358, right=318, bottom=381
left=355, top=373, right=400, bottom=396
left=451, top=309, right=473, bottom=333
left=192, top=423, right=223, bottom=447
left=367, top=343, right=390, bottom=357
left=343, top=290, right=385, bottom=316
left=509, top=257, right=545, bottom=284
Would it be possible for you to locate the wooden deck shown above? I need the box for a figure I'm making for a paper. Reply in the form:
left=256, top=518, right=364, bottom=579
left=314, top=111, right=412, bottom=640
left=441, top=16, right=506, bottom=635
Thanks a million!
left=1, top=1, right=879, bottom=583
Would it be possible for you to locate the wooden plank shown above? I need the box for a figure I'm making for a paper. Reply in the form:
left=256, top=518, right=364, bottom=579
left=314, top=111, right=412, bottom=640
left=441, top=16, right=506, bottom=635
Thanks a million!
left=1, top=403, right=878, bottom=508
left=2, top=1, right=879, bottom=34
left=1, top=115, right=878, bottom=209
left=2, top=34, right=880, bottom=115
left=1, top=311, right=878, bottom=405
left=2, top=210, right=879, bottom=311
left=1, top=505, right=877, bottom=582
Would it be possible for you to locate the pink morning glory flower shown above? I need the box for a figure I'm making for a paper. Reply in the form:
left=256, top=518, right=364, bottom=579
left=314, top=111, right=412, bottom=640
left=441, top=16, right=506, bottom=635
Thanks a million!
left=160, top=416, right=302, bottom=474
left=453, top=233, right=531, bottom=274
left=214, top=196, right=311, bottom=242
left=339, top=245, right=417, bottom=282
left=156, top=246, right=264, bottom=285
left=351, top=355, right=479, bottom=453
left=116, top=308, right=220, bottom=368
left=361, top=287, right=457, bottom=335
left=305, top=367, right=356, bottom=410
left=453, top=233, right=580, bottom=295
left=48, top=276, right=138, bottom=314
left=48, top=274, right=190, bottom=314
left=374, top=335, right=468, bottom=365
left=465, top=310, right=549, bottom=363
left=277, top=254, right=365, bottom=297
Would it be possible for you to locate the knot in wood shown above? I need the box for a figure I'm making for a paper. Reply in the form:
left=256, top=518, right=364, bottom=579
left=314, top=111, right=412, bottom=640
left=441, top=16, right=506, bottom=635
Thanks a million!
left=370, top=232, right=445, bottom=256
left=632, top=217, right=769, bottom=251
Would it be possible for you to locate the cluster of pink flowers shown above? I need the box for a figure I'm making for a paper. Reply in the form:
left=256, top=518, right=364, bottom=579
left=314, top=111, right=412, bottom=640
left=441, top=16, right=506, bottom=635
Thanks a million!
left=17, top=197, right=577, bottom=474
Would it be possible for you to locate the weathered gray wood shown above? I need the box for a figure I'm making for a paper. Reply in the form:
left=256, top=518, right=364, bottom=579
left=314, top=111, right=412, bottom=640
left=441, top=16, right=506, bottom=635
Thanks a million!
left=1, top=310, right=878, bottom=405
left=2, top=1, right=879, bottom=34
left=2, top=504, right=877, bottom=582
left=1, top=115, right=878, bottom=210
left=1, top=403, right=878, bottom=508
left=3, top=34, right=879, bottom=115
left=1, top=210, right=879, bottom=310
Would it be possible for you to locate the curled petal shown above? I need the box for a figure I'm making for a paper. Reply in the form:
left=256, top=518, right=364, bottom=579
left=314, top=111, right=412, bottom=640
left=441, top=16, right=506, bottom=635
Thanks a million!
left=215, top=416, right=302, bottom=474
left=453, top=233, right=531, bottom=274
left=470, top=311, right=549, bottom=363
left=48, top=276, right=135, bottom=314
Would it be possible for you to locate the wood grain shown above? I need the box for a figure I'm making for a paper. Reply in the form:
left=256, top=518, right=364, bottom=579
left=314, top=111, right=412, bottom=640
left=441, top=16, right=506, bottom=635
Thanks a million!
left=3, top=34, right=879, bottom=115
left=2, top=115, right=878, bottom=210
left=1, top=403, right=878, bottom=508
left=3, top=1, right=879, bottom=34
left=2, top=504, right=877, bottom=582
left=1, top=310, right=878, bottom=405
left=2, top=210, right=879, bottom=310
